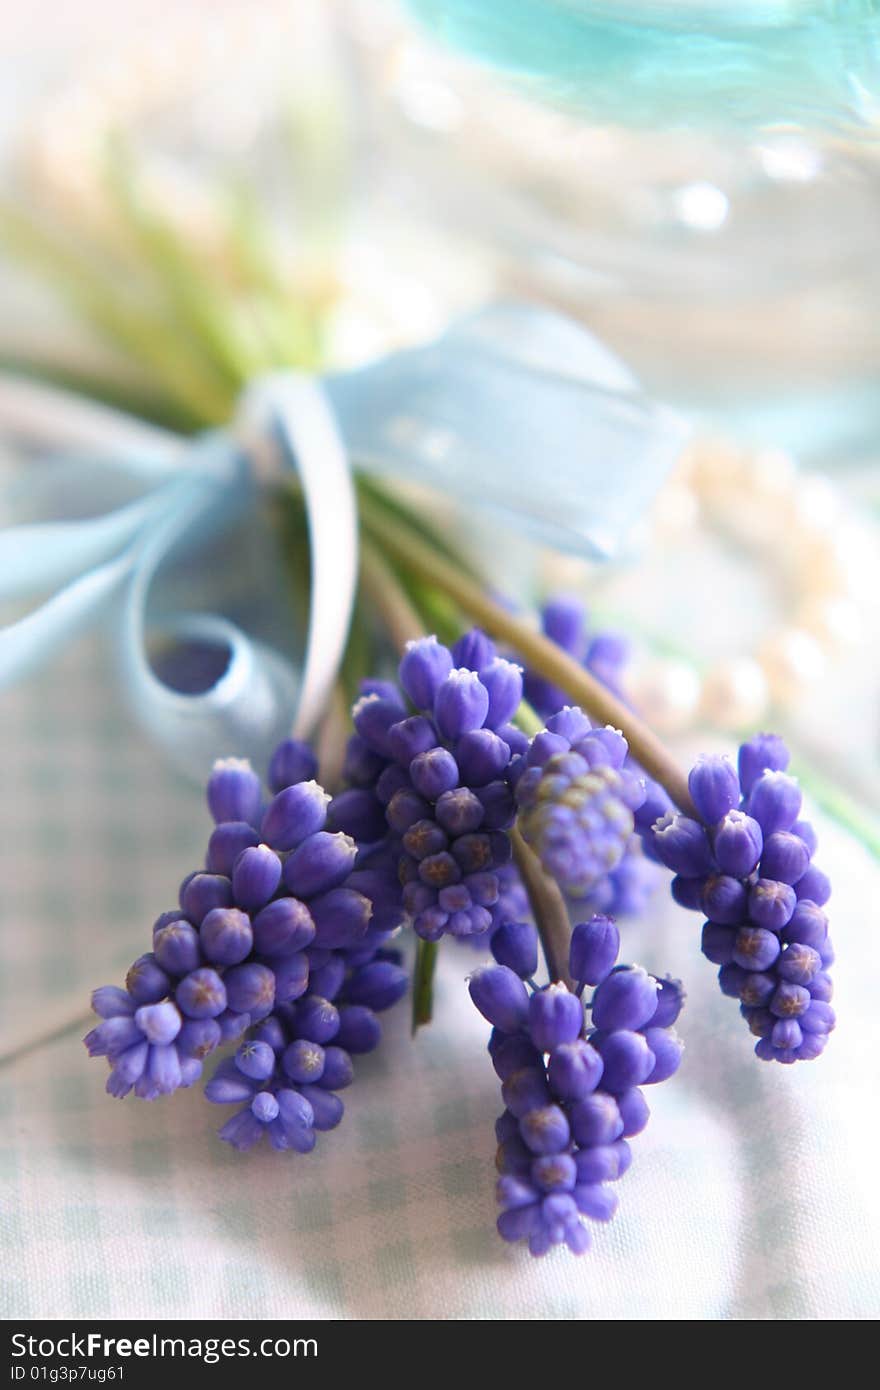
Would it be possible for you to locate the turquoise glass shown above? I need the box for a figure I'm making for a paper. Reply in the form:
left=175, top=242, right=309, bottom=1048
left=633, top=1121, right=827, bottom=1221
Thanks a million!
left=406, top=1, right=880, bottom=130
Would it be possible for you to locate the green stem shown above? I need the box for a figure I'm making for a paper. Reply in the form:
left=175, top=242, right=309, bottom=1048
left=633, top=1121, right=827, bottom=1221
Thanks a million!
left=511, top=827, right=574, bottom=989
left=411, top=939, right=439, bottom=1033
left=359, top=539, right=425, bottom=650
left=359, top=494, right=696, bottom=817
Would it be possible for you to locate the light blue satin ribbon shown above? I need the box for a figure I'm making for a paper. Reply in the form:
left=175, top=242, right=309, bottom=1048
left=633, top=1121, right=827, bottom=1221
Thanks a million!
left=0, top=304, right=688, bottom=779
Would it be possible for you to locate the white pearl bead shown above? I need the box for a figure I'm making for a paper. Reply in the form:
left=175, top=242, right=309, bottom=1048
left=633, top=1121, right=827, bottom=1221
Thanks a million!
left=700, top=657, right=769, bottom=729
left=624, top=657, right=702, bottom=734
left=758, top=627, right=826, bottom=705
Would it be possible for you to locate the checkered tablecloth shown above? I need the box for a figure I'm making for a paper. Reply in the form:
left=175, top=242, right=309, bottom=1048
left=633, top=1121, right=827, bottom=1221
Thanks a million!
left=1, top=634, right=878, bottom=1321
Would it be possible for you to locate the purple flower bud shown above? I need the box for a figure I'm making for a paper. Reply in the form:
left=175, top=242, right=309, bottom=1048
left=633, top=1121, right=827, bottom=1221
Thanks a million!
left=91, top=985, right=135, bottom=1018
left=800, top=1000, right=836, bottom=1035
left=748, top=878, right=796, bottom=932
left=400, top=636, right=454, bottom=709
left=276, top=1088, right=317, bottom=1150
left=641, top=1029, right=684, bottom=1083
left=688, top=755, right=741, bottom=825
left=738, top=971, right=776, bottom=1007
left=434, top=669, right=490, bottom=740
left=646, top=976, right=684, bottom=1027
left=713, top=811, right=763, bottom=877
left=180, top=873, right=233, bottom=926
left=376, top=764, right=409, bottom=806
left=732, top=926, right=781, bottom=972
left=545, top=705, right=591, bottom=744
left=293, top=996, right=340, bottom=1045
left=543, top=595, right=586, bottom=653
left=591, top=966, right=658, bottom=1032
left=386, top=787, right=431, bottom=834
left=435, top=787, right=485, bottom=835
left=320, top=1046, right=354, bottom=1090
left=452, top=628, right=496, bottom=671
left=352, top=694, right=404, bottom=757
left=591, top=1030, right=655, bottom=1093
left=479, top=658, right=524, bottom=729
left=335, top=1004, right=381, bottom=1053
left=207, top=757, right=262, bottom=827
left=770, top=981, right=810, bottom=1018
left=272, top=953, right=310, bottom=1004
left=251, top=897, right=315, bottom=957
left=153, top=920, right=201, bottom=977
left=759, top=831, right=809, bottom=886
left=652, top=814, right=714, bottom=877
left=701, top=922, right=735, bottom=964
left=261, top=780, right=329, bottom=851
left=520, top=1105, right=571, bottom=1156
left=216, top=1008, right=250, bottom=1042
left=808, top=970, right=833, bottom=1002
left=781, top=899, right=828, bottom=950
left=532, top=1153, right=578, bottom=1193
left=777, top=942, right=821, bottom=985
left=134, top=1001, right=181, bottom=1045
left=125, top=954, right=171, bottom=1005
left=474, top=780, right=516, bottom=831
left=792, top=818, right=818, bottom=856
left=232, top=844, right=282, bottom=911
left=388, top=716, right=437, bottom=768
left=671, top=875, right=704, bottom=910
left=528, top=984, right=584, bottom=1052
left=771, top=1019, right=803, bottom=1051
left=573, top=1145, right=621, bottom=1185
left=569, top=916, right=620, bottom=986
left=283, top=831, right=358, bottom=899
left=298, top=1085, right=345, bottom=1132
left=346, top=960, right=409, bottom=1013
left=501, top=1067, right=551, bottom=1119
left=282, top=1038, right=326, bottom=1084
left=177, top=1017, right=221, bottom=1059
left=343, top=733, right=384, bottom=787
left=569, top=1092, right=623, bottom=1147
left=176, top=967, right=227, bottom=1019
left=223, top=962, right=275, bottom=1020
left=235, top=1039, right=275, bottom=1081
left=747, top=771, right=802, bottom=836
left=548, top=1039, right=604, bottom=1101
left=268, top=738, right=318, bottom=793
left=616, top=1086, right=651, bottom=1136
left=795, top=866, right=831, bottom=905
left=324, top=789, right=385, bottom=846
left=469, top=964, right=530, bottom=1033
left=205, top=821, right=259, bottom=876
left=701, top=875, right=748, bottom=925
left=418, top=851, right=461, bottom=889
left=204, top=1059, right=255, bottom=1105
left=200, top=907, right=253, bottom=966
left=491, top=1033, right=542, bottom=1081
left=309, top=888, right=372, bottom=949
left=738, top=733, right=789, bottom=795
left=491, top=922, right=539, bottom=980
left=454, top=729, right=511, bottom=787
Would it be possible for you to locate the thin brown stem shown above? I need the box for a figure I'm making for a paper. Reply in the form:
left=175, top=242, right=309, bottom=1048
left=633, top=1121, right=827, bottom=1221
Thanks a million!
left=359, top=493, right=696, bottom=817
left=511, top=826, right=574, bottom=989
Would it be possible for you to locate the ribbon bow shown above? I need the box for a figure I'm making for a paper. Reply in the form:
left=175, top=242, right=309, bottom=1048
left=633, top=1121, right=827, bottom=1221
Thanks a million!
left=0, top=304, right=687, bottom=778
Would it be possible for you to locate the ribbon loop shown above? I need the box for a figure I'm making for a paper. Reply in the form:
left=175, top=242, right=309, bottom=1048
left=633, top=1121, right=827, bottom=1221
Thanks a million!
left=0, top=305, right=687, bottom=777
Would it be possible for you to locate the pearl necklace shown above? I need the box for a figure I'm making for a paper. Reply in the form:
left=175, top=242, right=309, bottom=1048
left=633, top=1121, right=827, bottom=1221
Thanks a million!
left=619, top=437, right=874, bottom=734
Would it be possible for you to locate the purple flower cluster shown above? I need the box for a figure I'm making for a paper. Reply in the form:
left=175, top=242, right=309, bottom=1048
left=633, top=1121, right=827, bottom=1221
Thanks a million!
left=648, top=734, right=834, bottom=1063
left=515, top=708, right=647, bottom=899
left=338, top=632, right=526, bottom=941
left=523, top=595, right=630, bottom=716
left=470, top=916, right=683, bottom=1256
left=85, top=739, right=408, bottom=1146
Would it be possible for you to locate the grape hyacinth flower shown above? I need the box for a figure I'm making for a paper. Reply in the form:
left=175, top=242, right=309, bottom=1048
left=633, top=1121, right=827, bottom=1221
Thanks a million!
left=470, top=915, right=683, bottom=1256
left=515, top=708, right=647, bottom=900
left=84, top=736, right=409, bottom=1145
left=647, top=734, right=835, bottom=1062
left=337, top=631, right=526, bottom=941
